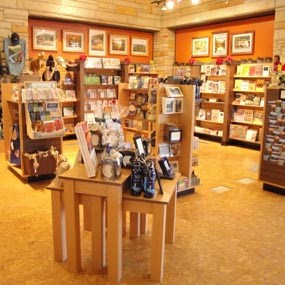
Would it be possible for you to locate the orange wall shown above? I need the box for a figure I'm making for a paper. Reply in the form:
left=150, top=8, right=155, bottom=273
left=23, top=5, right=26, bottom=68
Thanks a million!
left=175, top=15, right=274, bottom=63
left=28, top=18, right=154, bottom=63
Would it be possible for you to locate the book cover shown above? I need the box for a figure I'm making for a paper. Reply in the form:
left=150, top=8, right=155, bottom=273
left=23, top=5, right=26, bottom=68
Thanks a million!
left=255, top=65, right=263, bottom=76
left=211, top=109, right=220, bottom=121
left=252, top=96, right=261, bottom=106
left=240, top=80, right=250, bottom=91
left=256, top=79, right=265, bottom=92
left=253, top=110, right=263, bottom=125
left=242, top=65, right=250, bottom=76
left=262, top=65, right=270, bottom=76
left=234, top=79, right=242, bottom=90
left=236, top=65, right=243, bottom=76
left=229, top=124, right=248, bottom=139
left=249, top=65, right=256, bottom=76
left=233, top=108, right=245, bottom=122
left=197, top=108, right=206, bottom=120
left=218, top=111, right=224, bottom=122
left=245, top=129, right=258, bottom=142
left=248, top=80, right=256, bottom=91
left=245, top=94, right=255, bottom=105
left=243, top=109, right=254, bottom=123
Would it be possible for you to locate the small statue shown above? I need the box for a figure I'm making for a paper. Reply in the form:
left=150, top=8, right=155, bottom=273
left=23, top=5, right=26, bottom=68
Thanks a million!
left=42, top=55, right=60, bottom=82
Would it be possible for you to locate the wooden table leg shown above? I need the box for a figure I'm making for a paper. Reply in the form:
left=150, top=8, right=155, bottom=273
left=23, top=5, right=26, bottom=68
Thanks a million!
left=165, top=190, right=176, bottom=244
left=140, top=213, right=148, bottom=234
left=51, top=190, right=66, bottom=262
left=130, top=212, right=140, bottom=238
left=151, top=204, right=166, bottom=282
left=63, top=179, right=81, bottom=273
left=107, top=185, right=122, bottom=283
left=90, top=196, right=106, bottom=270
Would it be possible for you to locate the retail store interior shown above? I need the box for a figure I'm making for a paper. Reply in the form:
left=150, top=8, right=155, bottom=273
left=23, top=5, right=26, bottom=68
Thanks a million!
left=1, top=1, right=285, bottom=285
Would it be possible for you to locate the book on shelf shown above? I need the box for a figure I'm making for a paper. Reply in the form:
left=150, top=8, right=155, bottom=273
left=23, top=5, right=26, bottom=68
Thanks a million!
left=233, top=93, right=247, bottom=105
left=245, top=94, right=255, bottom=105
left=253, top=110, right=263, bottom=125
left=243, top=109, right=254, bottom=123
left=252, top=96, right=261, bottom=106
left=233, top=108, right=245, bottom=122
left=255, top=79, right=265, bottom=92
left=197, top=108, right=206, bottom=120
left=218, top=111, right=224, bottom=122
left=262, top=65, right=270, bottom=76
left=206, top=110, right=212, bottom=120
left=248, top=80, right=256, bottom=91
left=241, top=65, right=250, bottom=76
left=249, top=65, right=256, bottom=76
left=255, top=65, right=263, bottom=76
left=240, top=80, right=250, bottom=91
left=236, top=65, right=243, bottom=76
left=211, top=109, right=220, bottom=121
left=260, top=97, right=265, bottom=107
left=205, top=80, right=220, bottom=93
left=234, top=79, right=242, bottom=90
left=245, top=129, right=258, bottom=142
left=229, top=124, right=248, bottom=140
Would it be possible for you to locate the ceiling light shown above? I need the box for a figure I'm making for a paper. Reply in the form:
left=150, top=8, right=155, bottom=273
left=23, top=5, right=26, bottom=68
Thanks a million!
left=191, top=0, right=200, bottom=4
left=166, top=0, right=175, bottom=9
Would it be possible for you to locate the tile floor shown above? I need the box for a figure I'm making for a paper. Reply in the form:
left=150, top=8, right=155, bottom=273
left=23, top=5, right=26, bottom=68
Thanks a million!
left=1, top=139, right=285, bottom=285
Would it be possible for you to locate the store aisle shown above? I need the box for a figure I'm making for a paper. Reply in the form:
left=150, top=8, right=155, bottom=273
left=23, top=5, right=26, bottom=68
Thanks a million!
left=1, top=139, right=285, bottom=285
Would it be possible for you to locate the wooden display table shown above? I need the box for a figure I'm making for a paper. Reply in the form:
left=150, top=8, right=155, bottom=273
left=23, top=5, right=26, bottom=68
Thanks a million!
left=47, top=163, right=180, bottom=283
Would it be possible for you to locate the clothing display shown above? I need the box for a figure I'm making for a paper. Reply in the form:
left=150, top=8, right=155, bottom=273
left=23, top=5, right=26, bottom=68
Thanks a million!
left=4, top=32, right=26, bottom=76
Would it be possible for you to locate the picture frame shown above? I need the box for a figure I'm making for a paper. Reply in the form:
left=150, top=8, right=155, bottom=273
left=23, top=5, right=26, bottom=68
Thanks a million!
left=165, top=86, right=184, bottom=98
left=175, top=98, right=183, bottom=113
left=109, top=34, right=129, bottom=55
left=212, top=31, right=228, bottom=57
left=89, top=29, right=106, bottom=56
left=162, top=97, right=175, bottom=114
left=231, top=31, right=255, bottom=55
left=33, top=27, right=57, bottom=51
left=192, top=36, right=209, bottom=57
left=63, top=30, right=84, bottom=52
left=131, top=37, right=148, bottom=56
left=169, top=160, right=179, bottom=173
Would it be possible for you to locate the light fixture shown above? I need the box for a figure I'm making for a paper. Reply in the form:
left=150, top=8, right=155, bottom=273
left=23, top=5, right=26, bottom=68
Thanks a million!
left=150, top=0, right=200, bottom=10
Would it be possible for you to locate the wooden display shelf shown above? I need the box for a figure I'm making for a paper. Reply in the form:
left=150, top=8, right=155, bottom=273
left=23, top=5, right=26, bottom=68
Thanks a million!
left=232, top=103, right=263, bottom=109
left=231, top=120, right=262, bottom=126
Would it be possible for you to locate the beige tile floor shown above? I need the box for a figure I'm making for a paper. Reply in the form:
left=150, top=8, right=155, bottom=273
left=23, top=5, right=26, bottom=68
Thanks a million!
left=1, top=139, right=285, bottom=285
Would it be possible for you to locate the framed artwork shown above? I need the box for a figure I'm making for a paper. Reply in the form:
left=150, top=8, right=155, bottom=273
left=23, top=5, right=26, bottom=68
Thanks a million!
left=131, top=37, right=148, bottom=56
left=212, top=31, right=228, bottom=57
left=162, top=97, right=175, bottom=114
left=165, top=86, right=184, bottom=98
left=89, top=29, right=106, bottom=56
left=192, top=36, right=209, bottom=57
left=109, top=34, right=129, bottom=55
left=175, top=98, right=183, bottom=113
left=33, top=27, right=57, bottom=51
left=231, top=31, right=255, bottom=55
left=63, top=30, right=84, bottom=52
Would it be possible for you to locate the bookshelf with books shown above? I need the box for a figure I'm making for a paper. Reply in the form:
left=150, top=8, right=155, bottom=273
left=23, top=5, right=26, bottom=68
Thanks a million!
left=155, top=84, right=198, bottom=195
left=60, top=72, right=78, bottom=136
left=74, top=58, right=122, bottom=126
left=230, top=63, right=272, bottom=146
left=195, top=64, right=236, bottom=144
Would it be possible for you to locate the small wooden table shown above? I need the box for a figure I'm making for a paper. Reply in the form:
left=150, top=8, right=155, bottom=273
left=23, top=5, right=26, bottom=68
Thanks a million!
left=48, top=164, right=180, bottom=283
left=55, top=163, right=130, bottom=283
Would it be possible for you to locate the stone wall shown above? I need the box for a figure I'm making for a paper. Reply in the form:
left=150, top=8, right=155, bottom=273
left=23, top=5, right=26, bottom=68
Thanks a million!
left=0, top=0, right=285, bottom=77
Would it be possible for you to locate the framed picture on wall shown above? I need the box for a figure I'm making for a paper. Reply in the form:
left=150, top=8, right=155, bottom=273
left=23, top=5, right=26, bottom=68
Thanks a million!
left=212, top=31, right=228, bottom=57
left=131, top=37, right=148, bottom=56
left=231, top=31, right=255, bottom=55
left=33, top=27, right=57, bottom=51
left=109, top=34, right=129, bottom=55
left=63, top=31, right=84, bottom=52
left=192, top=36, right=209, bottom=57
left=89, top=29, right=106, bottom=56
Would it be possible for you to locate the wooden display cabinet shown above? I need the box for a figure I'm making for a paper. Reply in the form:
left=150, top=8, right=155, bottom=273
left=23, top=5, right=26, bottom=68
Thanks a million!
left=2, top=83, right=62, bottom=180
left=259, top=87, right=285, bottom=193
left=156, top=84, right=197, bottom=195
left=229, top=63, right=272, bottom=147
left=74, top=60, right=121, bottom=124
left=196, top=64, right=236, bottom=145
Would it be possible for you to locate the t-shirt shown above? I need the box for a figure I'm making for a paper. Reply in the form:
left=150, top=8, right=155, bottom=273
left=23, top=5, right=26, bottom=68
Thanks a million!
left=4, top=38, right=26, bottom=76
